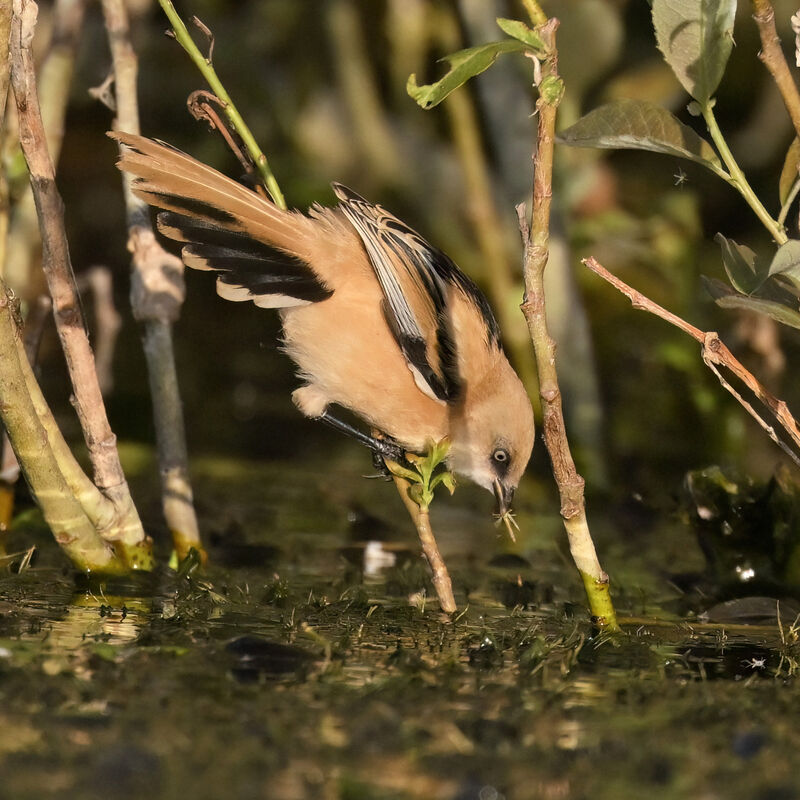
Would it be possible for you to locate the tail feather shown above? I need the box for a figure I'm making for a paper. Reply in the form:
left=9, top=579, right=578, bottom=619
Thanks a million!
left=110, top=132, right=331, bottom=308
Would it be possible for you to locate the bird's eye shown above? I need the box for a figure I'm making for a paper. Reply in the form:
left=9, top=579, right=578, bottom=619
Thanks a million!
left=492, top=448, right=510, bottom=464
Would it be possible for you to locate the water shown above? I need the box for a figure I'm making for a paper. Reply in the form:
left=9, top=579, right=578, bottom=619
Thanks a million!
left=1, top=451, right=799, bottom=800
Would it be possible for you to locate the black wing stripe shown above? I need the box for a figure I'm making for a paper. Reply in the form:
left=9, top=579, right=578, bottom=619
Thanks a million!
left=156, top=211, right=332, bottom=304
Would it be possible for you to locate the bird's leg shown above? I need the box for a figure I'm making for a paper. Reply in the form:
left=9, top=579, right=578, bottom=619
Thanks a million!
left=318, top=411, right=407, bottom=463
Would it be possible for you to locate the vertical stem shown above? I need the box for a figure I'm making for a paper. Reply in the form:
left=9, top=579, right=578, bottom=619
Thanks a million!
left=519, top=19, right=618, bottom=630
left=142, top=321, right=204, bottom=561
left=702, top=103, right=786, bottom=244
left=0, top=0, right=13, bottom=552
left=391, top=473, right=457, bottom=614
left=4, top=0, right=85, bottom=298
left=102, top=0, right=204, bottom=562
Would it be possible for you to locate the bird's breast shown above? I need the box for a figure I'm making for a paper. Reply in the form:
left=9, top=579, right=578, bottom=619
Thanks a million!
left=279, top=274, right=449, bottom=451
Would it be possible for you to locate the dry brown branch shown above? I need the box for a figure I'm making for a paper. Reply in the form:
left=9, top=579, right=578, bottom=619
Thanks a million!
left=582, top=256, right=800, bottom=465
left=102, top=0, right=203, bottom=561
left=12, top=0, right=124, bottom=493
left=4, top=0, right=85, bottom=299
left=751, top=0, right=800, bottom=141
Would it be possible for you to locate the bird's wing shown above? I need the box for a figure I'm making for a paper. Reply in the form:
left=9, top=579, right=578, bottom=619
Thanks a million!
left=333, top=184, right=500, bottom=404
left=111, top=132, right=332, bottom=308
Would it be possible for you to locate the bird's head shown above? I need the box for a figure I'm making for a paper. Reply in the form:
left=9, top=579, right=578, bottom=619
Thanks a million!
left=448, top=359, right=535, bottom=517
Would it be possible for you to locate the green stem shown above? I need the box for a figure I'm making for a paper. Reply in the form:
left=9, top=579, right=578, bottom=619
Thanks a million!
left=156, top=0, right=286, bottom=210
left=521, top=0, right=548, bottom=27
left=702, top=103, right=786, bottom=244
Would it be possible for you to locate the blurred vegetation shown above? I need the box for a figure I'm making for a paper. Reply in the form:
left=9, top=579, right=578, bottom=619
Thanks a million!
left=26, top=0, right=800, bottom=514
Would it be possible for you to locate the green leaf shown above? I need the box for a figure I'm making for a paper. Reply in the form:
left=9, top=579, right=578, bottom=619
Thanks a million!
left=496, top=17, right=547, bottom=53
left=780, top=138, right=800, bottom=206
left=408, top=40, right=527, bottom=109
left=768, top=239, right=800, bottom=289
left=652, top=0, right=736, bottom=105
left=714, top=233, right=763, bottom=294
left=704, top=277, right=800, bottom=329
left=557, top=99, right=723, bottom=173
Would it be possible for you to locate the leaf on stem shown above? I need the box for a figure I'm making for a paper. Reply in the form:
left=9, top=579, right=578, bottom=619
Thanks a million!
left=557, top=98, right=723, bottom=173
left=407, top=40, right=527, bottom=109
left=703, top=276, right=800, bottom=329
left=768, top=240, right=800, bottom=289
left=651, top=0, right=736, bottom=106
left=780, top=138, right=800, bottom=206
left=495, top=18, right=548, bottom=53
left=384, top=439, right=455, bottom=511
left=714, top=233, right=765, bottom=294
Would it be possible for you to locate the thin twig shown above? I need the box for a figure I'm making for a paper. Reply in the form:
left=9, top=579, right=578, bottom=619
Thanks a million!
left=157, top=0, right=286, bottom=208
left=11, top=0, right=127, bottom=496
left=434, top=5, right=538, bottom=397
left=583, top=256, right=800, bottom=462
left=751, top=0, right=800, bottom=142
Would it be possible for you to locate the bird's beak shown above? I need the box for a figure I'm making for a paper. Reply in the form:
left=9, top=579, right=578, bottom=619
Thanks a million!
left=493, top=479, right=514, bottom=518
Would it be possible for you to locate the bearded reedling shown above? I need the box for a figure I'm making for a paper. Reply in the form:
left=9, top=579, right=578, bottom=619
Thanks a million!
left=112, top=132, right=534, bottom=527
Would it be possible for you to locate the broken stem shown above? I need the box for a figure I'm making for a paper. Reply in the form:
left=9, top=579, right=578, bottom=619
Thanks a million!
left=583, top=255, right=800, bottom=464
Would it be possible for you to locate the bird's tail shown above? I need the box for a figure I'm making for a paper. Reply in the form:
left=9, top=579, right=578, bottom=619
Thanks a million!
left=110, top=132, right=332, bottom=308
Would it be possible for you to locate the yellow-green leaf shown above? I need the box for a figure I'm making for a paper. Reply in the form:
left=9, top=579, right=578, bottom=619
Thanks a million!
left=495, top=17, right=547, bottom=53
left=408, top=40, right=527, bottom=109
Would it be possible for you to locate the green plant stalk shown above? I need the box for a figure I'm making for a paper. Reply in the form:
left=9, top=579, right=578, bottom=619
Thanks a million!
left=10, top=290, right=154, bottom=570
left=521, top=0, right=548, bottom=27
left=0, top=284, right=125, bottom=573
left=156, top=0, right=286, bottom=210
left=579, top=570, right=617, bottom=628
left=520, top=19, right=619, bottom=631
left=390, top=471, right=456, bottom=614
left=702, top=103, right=786, bottom=244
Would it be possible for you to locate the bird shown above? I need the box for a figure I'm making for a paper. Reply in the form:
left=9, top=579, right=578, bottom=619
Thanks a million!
left=110, top=132, right=534, bottom=519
